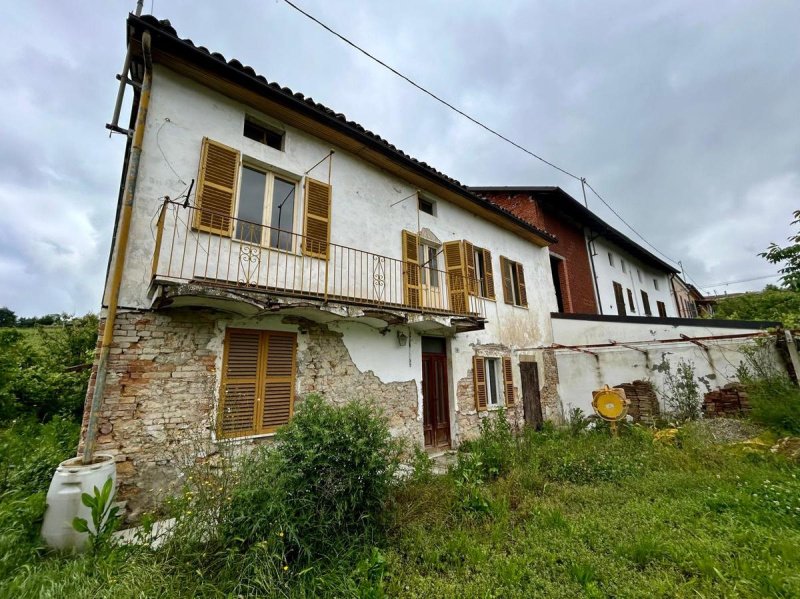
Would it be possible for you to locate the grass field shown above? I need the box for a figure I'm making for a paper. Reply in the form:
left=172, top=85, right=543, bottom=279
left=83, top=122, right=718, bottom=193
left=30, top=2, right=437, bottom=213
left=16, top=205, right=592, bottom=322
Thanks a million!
left=1, top=415, right=798, bottom=598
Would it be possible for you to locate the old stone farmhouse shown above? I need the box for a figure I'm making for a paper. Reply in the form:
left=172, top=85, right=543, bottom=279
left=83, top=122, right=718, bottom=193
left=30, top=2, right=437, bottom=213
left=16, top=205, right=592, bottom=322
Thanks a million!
left=83, top=14, right=790, bottom=514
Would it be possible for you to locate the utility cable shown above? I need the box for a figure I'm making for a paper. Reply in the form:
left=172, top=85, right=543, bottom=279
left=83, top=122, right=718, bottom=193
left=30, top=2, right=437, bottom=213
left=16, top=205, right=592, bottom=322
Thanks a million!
left=280, top=0, right=682, bottom=269
left=696, top=273, right=780, bottom=289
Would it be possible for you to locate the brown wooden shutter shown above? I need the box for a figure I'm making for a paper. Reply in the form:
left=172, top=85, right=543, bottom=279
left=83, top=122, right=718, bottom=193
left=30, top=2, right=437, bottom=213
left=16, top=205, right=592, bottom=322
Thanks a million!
left=473, top=355, right=488, bottom=412
left=402, top=230, right=421, bottom=309
left=302, top=178, right=332, bottom=258
left=500, top=256, right=513, bottom=305
left=516, top=262, right=528, bottom=307
left=261, top=332, right=296, bottom=432
left=218, top=328, right=260, bottom=438
left=443, top=241, right=468, bottom=314
left=194, top=137, right=240, bottom=235
left=483, top=248, right=495, bottom=300
left=463, top=240, right=478, bottom=296
left=502, top=356, right=515, bottom=406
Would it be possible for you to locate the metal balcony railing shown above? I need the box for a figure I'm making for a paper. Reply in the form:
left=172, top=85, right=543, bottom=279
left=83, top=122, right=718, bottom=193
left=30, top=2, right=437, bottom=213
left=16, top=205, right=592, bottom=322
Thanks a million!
left=151, top=201, right=486, bottom=318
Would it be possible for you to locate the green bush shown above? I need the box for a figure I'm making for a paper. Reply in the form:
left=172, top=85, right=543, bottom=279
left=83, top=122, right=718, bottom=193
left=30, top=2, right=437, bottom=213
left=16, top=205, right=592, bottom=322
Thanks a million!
left=738, top=341, right=800, bottom=435
left=456, top=410, right=515, bottom=481
left=223, top=395, right=401, bottom=560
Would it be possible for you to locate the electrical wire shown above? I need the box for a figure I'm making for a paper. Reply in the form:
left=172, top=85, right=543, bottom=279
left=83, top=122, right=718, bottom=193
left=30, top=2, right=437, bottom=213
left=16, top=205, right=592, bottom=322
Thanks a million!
left=696, top=273, right=780, bottom=289
left=280, top=0, right=682, bottom=269
left=156, top=118, right=187, bottom=185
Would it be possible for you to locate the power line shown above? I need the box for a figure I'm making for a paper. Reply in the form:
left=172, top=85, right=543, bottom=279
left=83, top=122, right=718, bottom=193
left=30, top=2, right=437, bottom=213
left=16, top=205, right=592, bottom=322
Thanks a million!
left=280, top=0, right=682, bottom=268
left=697, top=273, right=780, bottom=289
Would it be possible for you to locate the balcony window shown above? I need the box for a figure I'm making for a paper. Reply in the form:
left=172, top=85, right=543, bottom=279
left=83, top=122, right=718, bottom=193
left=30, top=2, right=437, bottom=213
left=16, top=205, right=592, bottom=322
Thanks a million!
left=235, top=165, right=297, bottom=251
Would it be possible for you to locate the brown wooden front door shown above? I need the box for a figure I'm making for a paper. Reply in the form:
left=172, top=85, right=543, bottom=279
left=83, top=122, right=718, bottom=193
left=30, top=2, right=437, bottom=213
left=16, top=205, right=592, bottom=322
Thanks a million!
left=520, top=361, right=544, bottom=430
left=422, top=349, right=451, bottom=448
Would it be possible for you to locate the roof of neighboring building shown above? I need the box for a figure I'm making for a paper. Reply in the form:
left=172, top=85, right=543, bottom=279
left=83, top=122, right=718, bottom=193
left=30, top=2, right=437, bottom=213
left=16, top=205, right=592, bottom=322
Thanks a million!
left=470, top=185, right=680, bottom=274
left=125, top=14, right=557, bottom=244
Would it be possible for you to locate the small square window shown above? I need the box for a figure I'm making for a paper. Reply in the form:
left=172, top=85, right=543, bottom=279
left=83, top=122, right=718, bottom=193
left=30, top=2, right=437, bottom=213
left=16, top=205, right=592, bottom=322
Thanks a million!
left=608, top=253, right=615, bottom=267
left=621, top=260, right=627, bottom=274
left=637, top=269, right=642, bottom=283
left=418, top=196, right=436, bottom=216
left=244, top=117, right=284, bottom=151
left=653, top=278, right=660, bottom=291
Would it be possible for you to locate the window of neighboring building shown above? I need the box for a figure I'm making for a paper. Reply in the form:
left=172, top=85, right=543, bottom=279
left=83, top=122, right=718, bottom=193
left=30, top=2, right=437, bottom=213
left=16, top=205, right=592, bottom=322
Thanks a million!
left=627, top=288, right=636, bottom=313
left=621, top=259, right=627, bottom=274
left=501, top=257, right=527, bottom=307
left=485, top=357, right=505, bottom=407
left=613, top=281, right=627, bottom=316
left=637, top=268, right=642, bottom=283
left=653, top=278, right=660, bottom=291
left=235, top=165, right=298, bottom=251
left=218, top=328, right=297, bottom=438
left=608, top=252, right=615, bottom=267
left=641, top=290, right=652, bottom=315
left=418, top=196, right=436, bottom=216
left=657, top=301, right=667, bottom=318
left=243, top=117, right=284, bottom=151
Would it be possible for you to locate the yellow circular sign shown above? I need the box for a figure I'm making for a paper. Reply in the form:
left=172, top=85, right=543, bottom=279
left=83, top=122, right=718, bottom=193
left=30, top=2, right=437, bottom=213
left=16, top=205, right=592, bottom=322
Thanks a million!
left=591, top=385, right=629, bottom=421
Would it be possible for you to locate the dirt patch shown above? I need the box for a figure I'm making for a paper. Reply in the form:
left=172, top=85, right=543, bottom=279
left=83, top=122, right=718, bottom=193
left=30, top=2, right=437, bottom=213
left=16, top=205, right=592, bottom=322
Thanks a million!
left=686, top=418, right=764, bottom=444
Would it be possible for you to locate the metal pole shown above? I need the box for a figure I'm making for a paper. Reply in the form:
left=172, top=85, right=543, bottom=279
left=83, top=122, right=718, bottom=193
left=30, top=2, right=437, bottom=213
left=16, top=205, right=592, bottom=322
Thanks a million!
left=83, top=30, right=152, bottom=464
left=108, top=1, right=145, bottom=135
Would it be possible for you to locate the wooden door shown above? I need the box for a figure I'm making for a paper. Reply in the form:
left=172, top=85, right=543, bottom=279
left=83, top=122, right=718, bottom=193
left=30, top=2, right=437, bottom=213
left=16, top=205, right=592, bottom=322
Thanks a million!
left=422, top=350, right=450, bottom=448
left=520, top=362, right=544, bottom=430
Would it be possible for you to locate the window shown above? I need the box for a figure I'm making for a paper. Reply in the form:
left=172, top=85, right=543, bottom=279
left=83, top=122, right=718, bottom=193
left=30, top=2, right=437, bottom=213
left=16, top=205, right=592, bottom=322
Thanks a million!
left=637, top=268, right=642, bottom=283
left=608, top=252, right=615, bottom=267
left=621, top=260, right=627, bottom=274
left=657, top=301, right=667, bottom=318
left=500, top=257, right=527, bottom=307
left=419, top=242, right=440, bottom=288
left=470, top=245, right=496, bottom=298
left=418, top=196, right=436, bottom=216
left=235, top=166, right=297, bottom=251
left=613, top=281, right=626, bottom=316
left=243, top=117, right=284, bottom=151
left=218, top=328, right=297, bottom=438
left=472, top=355, right=515, bottom=411
left=627, top=288, right=636, bottom=313
left=641, top=290, right=652, bottom=315
left=485, top=358, right=504, bottom=407
left=653, top=278, right=660, bottom=291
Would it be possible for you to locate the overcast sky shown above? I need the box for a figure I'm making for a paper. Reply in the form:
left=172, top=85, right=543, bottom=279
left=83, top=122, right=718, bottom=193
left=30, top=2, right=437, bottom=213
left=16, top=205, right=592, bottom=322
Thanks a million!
left=1, top=0, right=798, bottom=316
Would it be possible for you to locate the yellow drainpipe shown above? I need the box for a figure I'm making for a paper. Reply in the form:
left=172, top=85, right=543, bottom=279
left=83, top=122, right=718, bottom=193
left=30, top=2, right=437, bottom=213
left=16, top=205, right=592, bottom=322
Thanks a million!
left=82, top=31, right=153, bottom=464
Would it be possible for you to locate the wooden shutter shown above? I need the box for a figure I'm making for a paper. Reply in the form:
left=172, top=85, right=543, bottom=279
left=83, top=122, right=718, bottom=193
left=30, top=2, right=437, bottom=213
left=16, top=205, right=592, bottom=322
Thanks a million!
left=463, top=240, right=478, bottom=296
left=402, top=230, right=421, bottom=309
left=641, top=291, right=651, bottom=316
left=473, top=355, right=488, bottom=412
left=194, top=138, right=240, bottom=235
left=218, top=328, right=260, bottom=438
left=516, top=262, right=528, bottom=307
left=502, top=356, right=515, bottom=406
left=443, top=241, right=468, bottom=314
left=302, top=178, right=332, bottom=258
left=500, top=257, right=513, bottom=305
left=483, top=248, right=495, bottom=300
left=613, top=282, right=626, bottom=316
left=261, top=332, right=296, bottom=432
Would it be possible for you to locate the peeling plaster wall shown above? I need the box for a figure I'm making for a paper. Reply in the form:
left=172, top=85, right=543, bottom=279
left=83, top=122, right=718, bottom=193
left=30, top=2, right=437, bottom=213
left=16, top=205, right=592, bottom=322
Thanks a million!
left=551, top=318, right=784, bottom=415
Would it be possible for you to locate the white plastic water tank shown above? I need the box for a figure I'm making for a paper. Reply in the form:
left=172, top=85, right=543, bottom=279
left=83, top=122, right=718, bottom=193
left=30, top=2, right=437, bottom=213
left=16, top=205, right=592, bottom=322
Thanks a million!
left=41, top=454, right=117, bottom=551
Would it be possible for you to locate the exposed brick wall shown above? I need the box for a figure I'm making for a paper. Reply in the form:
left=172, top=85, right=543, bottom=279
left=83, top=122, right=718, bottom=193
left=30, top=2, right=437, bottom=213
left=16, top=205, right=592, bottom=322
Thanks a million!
left=702, top=383, right=750, bottom=417
left=482, top=192, right=598, bottom=314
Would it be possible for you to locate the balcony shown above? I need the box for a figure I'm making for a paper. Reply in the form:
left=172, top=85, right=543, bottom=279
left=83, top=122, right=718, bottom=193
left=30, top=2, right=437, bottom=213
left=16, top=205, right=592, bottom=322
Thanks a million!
left=150, top=201, right=486, bottom=326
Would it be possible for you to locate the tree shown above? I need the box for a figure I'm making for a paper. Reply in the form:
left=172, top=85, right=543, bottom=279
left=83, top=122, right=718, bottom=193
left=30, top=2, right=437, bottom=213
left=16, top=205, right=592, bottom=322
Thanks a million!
left=0, top=307, right=16, bottom=328
left=713, top=286, right=800, bottom=328
left=761, top=209, right=800, bottom=291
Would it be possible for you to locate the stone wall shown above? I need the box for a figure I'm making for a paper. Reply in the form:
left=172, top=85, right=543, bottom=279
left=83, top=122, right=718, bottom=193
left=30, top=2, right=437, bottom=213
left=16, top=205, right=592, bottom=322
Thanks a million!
left=80, top=309, right=421, bottom=517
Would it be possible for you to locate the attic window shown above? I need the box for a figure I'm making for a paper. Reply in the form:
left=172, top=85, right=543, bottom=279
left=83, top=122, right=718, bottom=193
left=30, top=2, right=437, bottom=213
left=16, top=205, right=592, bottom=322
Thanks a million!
left=244, top=117, right=284, bottom=151
left=418, top=196, right=436, bottom=216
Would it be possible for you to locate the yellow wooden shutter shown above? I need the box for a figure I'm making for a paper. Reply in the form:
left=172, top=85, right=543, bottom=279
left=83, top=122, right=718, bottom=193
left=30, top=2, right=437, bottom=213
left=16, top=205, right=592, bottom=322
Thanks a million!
left=473, top=355, right=488, bottom=412
left=402, top=230, right=421, bottom=309
left=218, top=328, right=260, bottom=438
left=443, top=241, right=468, bottom=314
left=302, top=178, right=332, bottom=258
left=483, top=248, right=495, bottom=300
left=194, top=137, right=240, bottom=236
left=463, top=240, right=478, bottom=296
left=516, top=262, right=528, bottom=307
left=502, top=356, right=515, bottom=406
left=261, top=332, right=296, bottom=432
left=500, top=256, right=513, bottom=305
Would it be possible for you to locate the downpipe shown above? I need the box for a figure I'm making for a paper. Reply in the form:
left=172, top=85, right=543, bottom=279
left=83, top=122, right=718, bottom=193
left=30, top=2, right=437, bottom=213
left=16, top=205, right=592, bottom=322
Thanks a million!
left=83, top=30, right=153, bottom=464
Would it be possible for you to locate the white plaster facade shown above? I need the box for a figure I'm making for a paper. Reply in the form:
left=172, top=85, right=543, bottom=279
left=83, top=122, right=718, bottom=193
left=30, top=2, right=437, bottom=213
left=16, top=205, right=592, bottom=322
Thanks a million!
left=590, top=236, right=677, bottom=318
